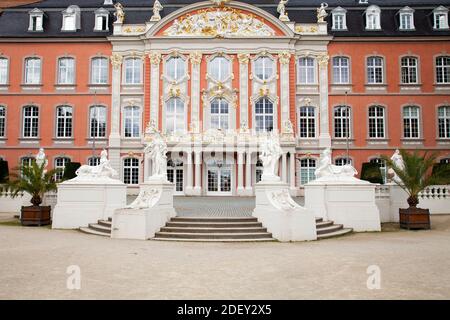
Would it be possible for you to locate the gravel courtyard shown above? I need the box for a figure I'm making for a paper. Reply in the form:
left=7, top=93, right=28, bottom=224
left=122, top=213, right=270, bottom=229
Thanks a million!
left=1, top=215, right=449, bottom=300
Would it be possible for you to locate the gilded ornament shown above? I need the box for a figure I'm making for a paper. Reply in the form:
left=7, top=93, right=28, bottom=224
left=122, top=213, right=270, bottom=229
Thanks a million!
left=149, top=52, right=161, bottom=65
left=278, top=52, right=291, bottom=65
left=110, top=53, right=123, bottom=69
left=237, top=53, right=250, bottom=65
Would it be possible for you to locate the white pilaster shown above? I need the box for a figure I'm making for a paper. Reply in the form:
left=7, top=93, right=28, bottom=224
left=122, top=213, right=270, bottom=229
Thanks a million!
left=237, top=151, right=244, bottom=195
left=185, top=151, right=194, bottom=195
left=289, top=152, right=297, bottom=195
left=194, top=151, right=202, bottom=195
left=281, top=152, right=287, bottom=182
left=189, top=52, right=202, bottom=124
left=279, top=52, right=291, bottom=127
left=109, top=53, right=123, bottom=172
left=245, top=151, right=252, bottom=194
left=318, top=53, right=331, bottom=148
left=149, top=52, right=161, bottom=125
left=238, top=54, right=250, bottom=128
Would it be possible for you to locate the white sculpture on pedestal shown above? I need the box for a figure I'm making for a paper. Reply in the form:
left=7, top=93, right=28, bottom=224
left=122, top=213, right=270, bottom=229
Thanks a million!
left=388, top=149, right=405, bottom=184
left=259, top=133, right=283, bottom=182
left=150, top=0, right=163, bottom=22
left=317, top=3, right=329, bottom=23
left=277, top=0, right=290, bottom=22
left=314, top=148, right=359, bottom=182
left=126, top=189, right=161, bottom=209
left=144, top=133, right=168, bottom=181
left=73, top=149, right=118, bottom=182
left=114, top=2, right=125, bottom=23
left=35, top=148, right=48, bottom=175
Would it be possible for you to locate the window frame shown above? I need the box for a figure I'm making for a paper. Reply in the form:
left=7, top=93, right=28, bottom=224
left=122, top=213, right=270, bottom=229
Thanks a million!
left=28, top=8, right=44, bottom=32
left=123, top=157, right=140, bottom=185
left=0, top=105, right=6, bottom=138
left=89, top=105, right=107, bottom=139
left=297, top=57, right=316, bottom=84
left=122, top=57, right=143, bottom=85
left=332, top=56, right=350, bottom=84
left=22, top=105, right=39, bottom=138
left=253, top=56, right=275, bottom=81
left=366, top=56, right=385, bottom=84
left=0, top=56, right=9, bottom=85
left=299, top=158, right=317, bottom=185
left=297, top=106, right=316, bottom=139
left=165, top=98, right=186, bottom=135
left=210, top=98, right=230, bottom=131
left=208, top=55, right=232, bottom=82
left=55, top=105, right=73, bottom=139
left=331, top=7, right=347, bottom=30
left=254, top=97, right=275, bottom=133
left=90, top=56, right=109, bottom=85
left=400, top=56, right=419, bottom=84
left=122, top=105, right=142, bottom=139
left=435, top=56, right=450, bottom=84
left=333, top=105, right=352, bottom=139
left=437, top=105, right=450, bottom=139
left=23, top=57, right=42, bottom=85
left=365, top=5, right=381, bottom=30
left=54, top=157, right=71, bottom=182
left=398, top=7, right=415, bottom=31
left=164, top=55, right=187, bottom=82
left=433, top=6, right=449, bottom=30
left=94, top=8, right=109, bottom=32
left=368, top=105, right=386, bottom=139
left=57, top=56, right=76, bottom=85
left=402, top=105, right=421, bottom=139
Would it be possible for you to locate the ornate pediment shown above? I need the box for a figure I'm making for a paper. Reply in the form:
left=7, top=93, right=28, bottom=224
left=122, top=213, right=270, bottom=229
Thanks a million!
left=163, top=7, right=275, bottom=38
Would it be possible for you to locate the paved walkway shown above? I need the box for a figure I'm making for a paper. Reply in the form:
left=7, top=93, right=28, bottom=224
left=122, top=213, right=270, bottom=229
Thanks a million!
left=1, top=215, right=449, bottom=299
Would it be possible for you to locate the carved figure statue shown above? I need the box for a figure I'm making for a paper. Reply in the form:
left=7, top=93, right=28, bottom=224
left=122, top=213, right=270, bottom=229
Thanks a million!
left=314, top=148, right=358, bottom=180
left=126, top=189, right=161, bottom=209
left=150, top=0, right=164, bottom=22
left=277, top=0, right=290, bottom=21
left=317, top=3, right=329, bottom=23
left=74, top=149, right=118, bottom=181
left=145, top=133, right=168, bottom=180
left=388, top=149, right=405, bottom=183
left=114, top=2, right=125, bottom=24
left=283, top=120, right=294, bottom=134
left=259, top=133, right=283, bottom=181
left=35, top=148, right=48, bottom=169
left=269, top=190, right=300, bottom=211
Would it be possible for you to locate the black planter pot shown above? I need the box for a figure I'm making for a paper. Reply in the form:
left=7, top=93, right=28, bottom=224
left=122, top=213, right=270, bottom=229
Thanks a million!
left=399, top=207, right=431, bottom=230
left=21, top=206, right=51, bottom=226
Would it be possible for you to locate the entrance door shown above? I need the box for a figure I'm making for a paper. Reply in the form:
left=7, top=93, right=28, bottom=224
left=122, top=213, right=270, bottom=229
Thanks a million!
left=167, top=160, right=184, bottom=195
left=207, top=164, right=232, bottom=195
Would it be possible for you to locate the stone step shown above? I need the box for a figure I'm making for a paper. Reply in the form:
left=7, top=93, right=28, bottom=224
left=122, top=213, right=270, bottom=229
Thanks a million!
left=317, top=228, right=353, bottom=239
left=316, top=224, right=343, bottom=235
left=166, top=221, right=264, bottom=228
left=171, top=217, right=258, bottom=223
left=98, top=220, right=112, bottom=227
left=316, top=220, right=334, bottom=228
left=152, top=237, right=277, bottom=242
left=160, top=226, right=268, bottom=234
left=154, top=231, right=273, bottom=240
left=88, top=223, right=112, bottom=234
left=79, top=227, right=110, bottom=237
left=315, top=217, right=323, bottom=223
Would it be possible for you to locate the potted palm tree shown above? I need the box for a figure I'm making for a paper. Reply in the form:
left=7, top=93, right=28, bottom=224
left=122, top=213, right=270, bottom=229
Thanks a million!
left=383, top=150, right=450, bottom=230
left=0, top=161, right=61, bottom=226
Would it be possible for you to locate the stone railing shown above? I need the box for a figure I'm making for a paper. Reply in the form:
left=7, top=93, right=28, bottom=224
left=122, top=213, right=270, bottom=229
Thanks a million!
left=419, top=185, right=449, bottom=200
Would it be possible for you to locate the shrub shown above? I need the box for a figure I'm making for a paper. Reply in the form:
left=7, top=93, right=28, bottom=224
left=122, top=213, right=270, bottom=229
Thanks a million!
left=63, top=162, right=81, bottom=180
left=0, top=160, right=9, bottom=183
left=360, top=162, right=383, bottom=184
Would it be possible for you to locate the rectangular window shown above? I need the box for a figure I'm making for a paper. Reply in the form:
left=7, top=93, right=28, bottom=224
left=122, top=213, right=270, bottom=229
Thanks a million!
left=401, top=57, right=418, bottom=84
left=367, top=57, right=384, bottom=84
left=400, top=13, right=413, bottom=30
left=334, top=106, right=351, bottom=138
left=124, top=106, right=141, bottom=138
left=298, top=57, right=315, bottom=84
left=91, top=57, right=108, bottom=84
left=95, top=15, right=108, bottom=31
left=403, top=106, right=420, bottom=139
left=90, top=106, right=106, bottom=138
left=0, top=58, right=8, bottom=84
left=300, top=159, right=316, bottom=185
left=124, top=58, right=142, bottom=84
left=56, top=106, right=73, bottom=138
left=368, top=106, right=385, bottom=139
left=63, top=15, right=76, bottom=31
left=298, top=106, right=315, bottom=138
left=58, top=58, right=75, bottom=84
left=438, top=106, right=450, bottom=138
left=333, top=14, right=345, bottom=30
left=436, top=56, right=450, bottom=84
left=24, top=58, right=41, bottom=84
left=23, top=106, right=39, bottom=138
left=332, top=57, right=349, bottom=84
left=0, top=106, right=5, bottom=137
left=123, top=158, right=139, bottom=185
left=434, top=13, right=448, bottom=29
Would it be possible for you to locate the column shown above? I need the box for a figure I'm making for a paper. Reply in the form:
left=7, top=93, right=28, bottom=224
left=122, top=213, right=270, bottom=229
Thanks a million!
left=279, top=52, right=291, bottom=129
left=281, top=152, right=287, bottom=183
left=185, top=151, right=194, bottom=195
left=289, top=151, right=297, bottom=195
left=149, top=52, right=161, bottom=125
left=189, top=52, right=202, bottom=125
left=237, top=151, right=244, bottom=195
left=143, top=152, right=150, bottom=182
left=108, top=53, right=123, bottom=172
left=238, top=54, right=250, bottom=128
left=245, top=151, right=252, bottom=194
left=318, top=53, right=331, bottom=148
left=194, top=151, right=202, bottom=195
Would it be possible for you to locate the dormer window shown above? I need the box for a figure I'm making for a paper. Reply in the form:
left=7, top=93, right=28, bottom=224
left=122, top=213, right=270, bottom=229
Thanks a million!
left=399, top=6, right=415, bottom=30
left=94, top=8, right=109, bottom=31
left=365, top=5, right=381, bottom=30
left=433, top=6, right=449, bottom=30
left=62, top=5, right=81, bottom=32
left=28, top=8, right=44, bottom=32
left=332, top=7, right=347, bottom=30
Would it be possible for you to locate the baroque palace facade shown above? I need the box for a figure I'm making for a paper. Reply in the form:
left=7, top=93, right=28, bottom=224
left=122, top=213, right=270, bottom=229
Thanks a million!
left=0, top=0, right=449, bottom=196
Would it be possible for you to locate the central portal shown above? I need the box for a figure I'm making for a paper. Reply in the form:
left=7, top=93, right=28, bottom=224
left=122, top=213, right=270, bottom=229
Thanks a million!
left=206, top=161, right=232, bottom=196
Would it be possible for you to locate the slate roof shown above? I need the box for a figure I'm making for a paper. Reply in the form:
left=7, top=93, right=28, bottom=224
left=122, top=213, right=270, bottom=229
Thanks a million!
left=0, top=0, right=449, bottom=38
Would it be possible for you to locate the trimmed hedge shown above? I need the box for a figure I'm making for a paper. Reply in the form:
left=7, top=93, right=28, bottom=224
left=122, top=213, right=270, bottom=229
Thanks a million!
left=360, top=162, right=384, bottom=184
left=0, top=160, right=9, bottom=183
left=63, top=162, right=81, bottom=180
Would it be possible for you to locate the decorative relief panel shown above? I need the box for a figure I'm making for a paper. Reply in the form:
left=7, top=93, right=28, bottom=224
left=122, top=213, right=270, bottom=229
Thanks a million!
left=163, top=8, right=275, bottom=38
left=161, top=52, right=190, bottom=103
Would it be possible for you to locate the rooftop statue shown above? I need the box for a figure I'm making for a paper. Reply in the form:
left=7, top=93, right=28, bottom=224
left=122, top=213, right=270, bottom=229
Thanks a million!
left=277, top=0, right=290, bottom=22
left=317, top=2, right=329, bottom=23
left=114, top=2, right=125, bottom=24
left=150, top=0, right=164, bottom=22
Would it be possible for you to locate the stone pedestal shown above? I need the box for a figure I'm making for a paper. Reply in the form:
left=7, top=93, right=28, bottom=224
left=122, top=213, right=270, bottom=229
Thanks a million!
left=52, top=180, right=127, bottom=229
left=111, top=180, right=176, bottom=240
left=388, top=183, right=408, bottom=223
left=253, top=181, right=317, bottom=242
left=305, top=180, right=381, bottom=232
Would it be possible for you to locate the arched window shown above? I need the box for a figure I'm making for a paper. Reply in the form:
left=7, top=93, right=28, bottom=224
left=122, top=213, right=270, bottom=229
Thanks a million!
left=298, top=57, right=315, bottom=84
left=367, top=56, right=384, bottom=84
left=57, top=57, right=75, bottom=84
left=255, top=98, right=274, bottom=133
left=22, top=105, right=39, bottom=138
left=299, top=158, right=316, bottom=185
left=123, top=158, right=139, bottom=185
left=368, top=106, right=386, bottom=138
left=123, top=106, right=141, bottom=138
left=62, top=5, right=80, bottom=31
left=166, top=56, right=186, bottom=81
left=0, top=105, right=5, bottom=137
left=89, top=105, right=107, bottom=138
left=123, top=58, right=142, bottom=84
left=335, top=157, right=352, bottom=166
left=401, top=57, right=418, bottom=84
left=0, top=57, right=8, bottom=85
left=298, top=106, right=315, bottom=138
left=210, top=98, right=229, bottom=130
left=88, top=156, right=100, bottom=166
left=209, top=56, right=230, bottom=81
left=334, top=105, right=351, bottom=138
left=56, top=105, right=73, bottom=138
left=370, top=158, right=387, bottom=183
left=91, top=57, right=109, bottom=84
left=436, top=56, right=450, bottom=84
left=332, top=7, right=347, bottom=30
left=54, top=157, right=70, bottom=182
left=24, top=57, right=41, bottom=84
left=403, top=106, right=420, bottom=139
left=438, top=106, right=450, bottom=138
left=332, top=56, right=350, bottom=84
left=254, top=56, right=274, bottom=80
left=165, top=98, right=185, bottom=134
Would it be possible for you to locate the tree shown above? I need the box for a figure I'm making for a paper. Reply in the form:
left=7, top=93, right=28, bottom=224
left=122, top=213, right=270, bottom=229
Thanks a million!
left=0, top=161, right=62, bottom=206
left=382, top=150, right=450, bottom=208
